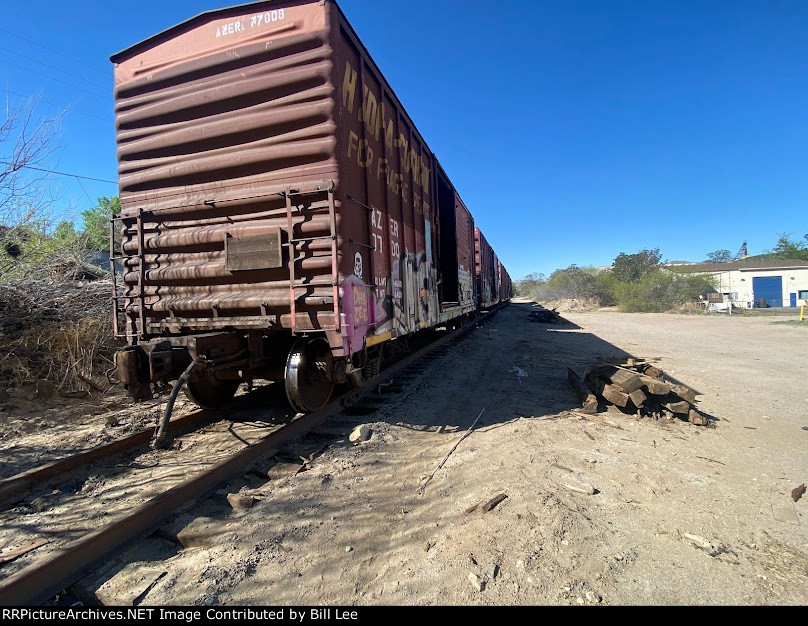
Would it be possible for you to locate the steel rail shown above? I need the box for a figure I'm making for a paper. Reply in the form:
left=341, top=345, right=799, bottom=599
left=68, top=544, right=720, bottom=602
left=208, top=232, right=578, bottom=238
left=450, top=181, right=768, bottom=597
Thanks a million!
left=0, top=305, right=504, bottom=606
left=0, top=408, right=219, bottom=510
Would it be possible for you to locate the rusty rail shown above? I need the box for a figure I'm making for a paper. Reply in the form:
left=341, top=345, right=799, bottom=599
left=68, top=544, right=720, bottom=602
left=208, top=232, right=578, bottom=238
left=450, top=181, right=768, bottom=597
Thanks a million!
left=0, top=408, right=220, bottom=510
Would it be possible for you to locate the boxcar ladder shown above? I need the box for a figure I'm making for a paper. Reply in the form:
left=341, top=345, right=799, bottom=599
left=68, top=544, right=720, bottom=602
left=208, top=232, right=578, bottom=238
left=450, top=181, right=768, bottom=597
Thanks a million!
left=284, top=185, right=340, bottom=335
left=109, top=209, right=147, bottom=341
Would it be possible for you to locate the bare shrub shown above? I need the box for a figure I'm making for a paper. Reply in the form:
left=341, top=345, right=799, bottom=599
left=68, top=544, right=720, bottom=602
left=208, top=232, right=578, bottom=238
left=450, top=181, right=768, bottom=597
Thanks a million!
left=0, top=279, right=121, bottom=394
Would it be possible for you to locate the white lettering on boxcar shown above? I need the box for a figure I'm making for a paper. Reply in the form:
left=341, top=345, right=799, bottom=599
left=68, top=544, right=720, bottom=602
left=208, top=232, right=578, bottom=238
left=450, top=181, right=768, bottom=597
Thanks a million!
left=250, top=9, right=285, bottom=27
left=389, top=218, right=401, bottom=258
left=371, top=232, right=384, bottom=255
left=215, top=9, right=285, bottom=38
left=370, top=208, right=383, bottom=232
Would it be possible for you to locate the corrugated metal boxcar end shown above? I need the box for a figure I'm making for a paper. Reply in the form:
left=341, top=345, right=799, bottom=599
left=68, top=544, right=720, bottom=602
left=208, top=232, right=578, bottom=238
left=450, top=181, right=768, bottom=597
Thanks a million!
left=109, top=0, right=512, bottom=412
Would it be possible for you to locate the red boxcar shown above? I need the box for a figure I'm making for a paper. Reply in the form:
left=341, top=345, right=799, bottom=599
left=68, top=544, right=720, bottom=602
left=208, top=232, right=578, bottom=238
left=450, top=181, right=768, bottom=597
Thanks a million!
left=110, top=0, right=508, bottom=411
left=474, top=227, right=496, bottom=308
left=497, top=260, right=512, bottom=302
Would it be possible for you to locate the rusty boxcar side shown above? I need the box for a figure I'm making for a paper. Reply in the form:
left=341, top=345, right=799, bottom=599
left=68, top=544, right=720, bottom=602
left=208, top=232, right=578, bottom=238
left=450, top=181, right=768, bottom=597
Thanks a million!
left=474, top=226, right=497, bottom=309
left=498, top=261, right=512, bottom=302
left=109, top=0, right=509, bottom=410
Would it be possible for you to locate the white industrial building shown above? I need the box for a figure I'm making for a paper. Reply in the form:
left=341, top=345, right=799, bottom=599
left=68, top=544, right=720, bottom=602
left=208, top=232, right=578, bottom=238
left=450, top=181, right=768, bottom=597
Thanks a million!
left=676, top=259, right=808, bottom=308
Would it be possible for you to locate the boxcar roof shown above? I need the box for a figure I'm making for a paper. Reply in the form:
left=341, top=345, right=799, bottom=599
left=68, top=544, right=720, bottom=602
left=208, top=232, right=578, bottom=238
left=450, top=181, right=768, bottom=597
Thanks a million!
left=109, top=0, right=490, bottom=244
left=112, top=0, right=319, bottom=62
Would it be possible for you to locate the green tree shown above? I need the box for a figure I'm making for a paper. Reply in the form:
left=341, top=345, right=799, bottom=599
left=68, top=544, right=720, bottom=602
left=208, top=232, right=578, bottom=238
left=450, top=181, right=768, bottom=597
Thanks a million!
left=53, top=220, right=78, bottom=243
left=615, top=270, right=714, bottom=312
left=81, top=196, right=121, bottom=252
left=770, top=233, right=808, bottom=260
left=612, top=248, right=662, bottom=282
left=705, top=249, right=732, bottom=263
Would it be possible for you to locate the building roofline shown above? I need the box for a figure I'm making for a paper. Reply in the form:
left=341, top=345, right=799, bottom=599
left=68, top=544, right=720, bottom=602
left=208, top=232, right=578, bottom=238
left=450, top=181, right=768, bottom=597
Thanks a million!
left=669, top=259, right=808, bottom=273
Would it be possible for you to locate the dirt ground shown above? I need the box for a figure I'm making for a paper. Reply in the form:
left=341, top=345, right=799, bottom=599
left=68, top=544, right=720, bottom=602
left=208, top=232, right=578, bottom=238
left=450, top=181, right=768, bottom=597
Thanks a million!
left=57, top=298, right=804, bottom=606
left=3, top=300, right=807, bottom=605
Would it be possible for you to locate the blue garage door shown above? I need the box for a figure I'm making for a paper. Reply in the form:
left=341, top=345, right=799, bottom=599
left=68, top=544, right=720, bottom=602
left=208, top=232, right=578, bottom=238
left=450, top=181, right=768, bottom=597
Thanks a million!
left=753, top=276, right=783, bottom=307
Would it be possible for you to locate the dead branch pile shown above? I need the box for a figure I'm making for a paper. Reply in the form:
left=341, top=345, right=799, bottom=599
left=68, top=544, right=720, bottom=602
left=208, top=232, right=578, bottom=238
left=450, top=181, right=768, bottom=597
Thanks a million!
left=567, top=359, right=711, bottom=426
left=0, top=277, right=121, bottom=397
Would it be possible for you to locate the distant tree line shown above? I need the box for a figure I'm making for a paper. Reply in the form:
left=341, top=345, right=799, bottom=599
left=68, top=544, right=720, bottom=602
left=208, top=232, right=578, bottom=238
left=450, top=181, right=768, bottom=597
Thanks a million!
left=517, top=234, right=808, bottom=312
left=514, top=248, right=714, bottom=312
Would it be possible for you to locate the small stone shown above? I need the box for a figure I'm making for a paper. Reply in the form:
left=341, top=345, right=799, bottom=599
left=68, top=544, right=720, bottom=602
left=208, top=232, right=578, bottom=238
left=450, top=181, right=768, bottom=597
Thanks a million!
left=688, top=409, right=708, bottom=426
left=266, top=461, right=303, bottom=480
left=345, top=545, right=353, bottom=553
left=791, top=483, right=806, bottom=503
left=349, top=424, right=372, bottom=444
left=576, top=596, right=585, bottom=605
left=226, top=493, right=257, bottom=511
left=484, top=563, right=499, bottom=580
left=586, top=591, right=601, bottom=603
left=468, top=572, right=486, bottom=592
left=563, top=483, right=597, bottom=495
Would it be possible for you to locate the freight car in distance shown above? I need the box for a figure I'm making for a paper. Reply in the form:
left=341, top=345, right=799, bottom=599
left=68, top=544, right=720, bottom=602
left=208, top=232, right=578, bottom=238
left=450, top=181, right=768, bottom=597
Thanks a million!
left=109, top=0, right=511, bottom=412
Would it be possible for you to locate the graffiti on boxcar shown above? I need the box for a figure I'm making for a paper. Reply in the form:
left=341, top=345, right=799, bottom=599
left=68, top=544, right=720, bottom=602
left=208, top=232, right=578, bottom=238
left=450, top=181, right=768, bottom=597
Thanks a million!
left=459, top=266, right=473, bottom=307
left=341, top=246, right=438, bottom=356
left=424, top=218, right=437, bottom=319
left=340, top=59, right=442, bottom=354
left=340, top=275, right=371, bottom=355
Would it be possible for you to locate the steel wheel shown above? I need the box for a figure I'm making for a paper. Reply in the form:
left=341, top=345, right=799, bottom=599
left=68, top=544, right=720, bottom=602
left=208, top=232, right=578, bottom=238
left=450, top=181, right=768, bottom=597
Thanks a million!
left=185, top=376, right=239, bottom=409
left=285, top=338, right=334, bottom=412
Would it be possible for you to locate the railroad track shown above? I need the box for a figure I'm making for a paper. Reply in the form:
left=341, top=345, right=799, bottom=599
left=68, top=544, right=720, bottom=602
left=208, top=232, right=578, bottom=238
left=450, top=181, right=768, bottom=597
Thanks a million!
left=0, top=305, right=504, bottom=606
left=0, top=407, right=223, bottom=511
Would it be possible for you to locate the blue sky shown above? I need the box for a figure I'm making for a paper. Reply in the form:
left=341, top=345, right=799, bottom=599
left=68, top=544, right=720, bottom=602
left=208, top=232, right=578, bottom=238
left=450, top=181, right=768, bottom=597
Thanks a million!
left=1, top=0, right=806, bottom=278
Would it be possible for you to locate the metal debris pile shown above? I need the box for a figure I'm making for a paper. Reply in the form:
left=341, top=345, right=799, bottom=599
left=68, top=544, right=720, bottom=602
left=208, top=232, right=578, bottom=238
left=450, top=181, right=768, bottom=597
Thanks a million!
left=567, top=359, right=712, bottom=426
